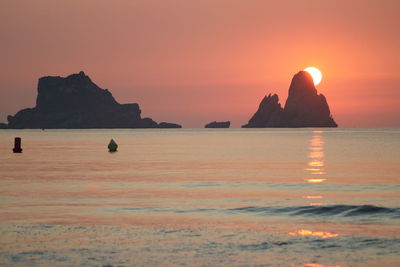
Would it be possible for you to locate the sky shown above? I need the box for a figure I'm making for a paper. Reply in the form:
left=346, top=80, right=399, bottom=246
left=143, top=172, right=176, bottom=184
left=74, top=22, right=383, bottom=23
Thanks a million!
left=0, top=0, right=399, bottom=127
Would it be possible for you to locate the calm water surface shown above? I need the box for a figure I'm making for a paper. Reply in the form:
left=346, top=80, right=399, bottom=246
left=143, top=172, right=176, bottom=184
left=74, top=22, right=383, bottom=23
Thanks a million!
left=0, top=128, right=399, bottom=266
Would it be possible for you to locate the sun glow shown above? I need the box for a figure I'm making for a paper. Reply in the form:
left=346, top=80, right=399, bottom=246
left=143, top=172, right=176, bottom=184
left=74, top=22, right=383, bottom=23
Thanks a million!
left=304, top=178, right=326, bottom=183
left=289, top=229, right=339, bottom=239
left=303, top=195, right=323, bottom=199
left=304, top=67, right=322, bottom=86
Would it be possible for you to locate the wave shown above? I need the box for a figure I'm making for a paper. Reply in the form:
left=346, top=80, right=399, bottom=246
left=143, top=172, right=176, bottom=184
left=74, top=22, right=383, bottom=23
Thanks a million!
left=229, top=205, right=400, bottom=218
left=238, top=236, right=400, bottom=251
left=121, top=204, right=400, bottom=219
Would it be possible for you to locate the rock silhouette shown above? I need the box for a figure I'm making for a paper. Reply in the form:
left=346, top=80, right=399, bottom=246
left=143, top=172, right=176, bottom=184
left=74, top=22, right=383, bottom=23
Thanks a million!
left=6, top=71, right=180, bottom=129
left=242, top=94, right=283, bottom=128
left=243, top=71, right=337, bottom=128
left=158, top=122, right=182, bottom=128
left=205, top=121, right=230, bottom=128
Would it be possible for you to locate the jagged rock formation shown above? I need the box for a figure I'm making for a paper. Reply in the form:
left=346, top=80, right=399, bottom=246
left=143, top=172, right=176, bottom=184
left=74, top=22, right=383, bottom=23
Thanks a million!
left=0, top=123, right=8, bottom=129
left=242, top=94, right=283, bottom=128
left=6, top=71, right=180, bottom=129
left=205, top=121, right=230, bottom=128
left=158, top=122, right=182, bottom=128
left=242, top=71, right=337, bottom=128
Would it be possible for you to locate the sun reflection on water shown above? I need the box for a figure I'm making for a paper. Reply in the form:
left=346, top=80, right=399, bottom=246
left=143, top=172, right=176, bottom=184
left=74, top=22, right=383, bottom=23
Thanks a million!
left=309, top=202, right=323, bottom=206
left=304, top=131, right=326, bottom=182
left=304, top=178, right=326, bottom=183
left=291, top=133, right=341, bottom=247
left=289, top=229, right=339, bottom=239
left=303, top=196, right=324, bottom=206
left=302, top=131, right=328, bottom=207
left=302, top=195, right=323, bottom=199
left=304, top=263, right=341, bottom=267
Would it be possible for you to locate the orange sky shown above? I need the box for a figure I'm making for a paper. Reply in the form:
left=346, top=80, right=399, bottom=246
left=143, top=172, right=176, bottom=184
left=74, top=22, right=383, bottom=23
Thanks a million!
left=1, top=0, right=399, bottom=127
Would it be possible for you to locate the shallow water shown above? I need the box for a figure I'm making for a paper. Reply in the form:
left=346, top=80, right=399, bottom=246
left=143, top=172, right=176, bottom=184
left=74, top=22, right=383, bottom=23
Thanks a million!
left=0, top=128, right=399, bottom=266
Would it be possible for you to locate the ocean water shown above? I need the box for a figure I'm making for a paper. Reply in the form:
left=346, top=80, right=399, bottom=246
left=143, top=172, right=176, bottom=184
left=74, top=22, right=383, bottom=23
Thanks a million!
left=0, top=128, right=399, bottom=266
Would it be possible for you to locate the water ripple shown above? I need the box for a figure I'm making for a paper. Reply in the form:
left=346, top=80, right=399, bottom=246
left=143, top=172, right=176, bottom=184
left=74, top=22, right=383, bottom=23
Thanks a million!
left=229, top=205, right=400, bottom=218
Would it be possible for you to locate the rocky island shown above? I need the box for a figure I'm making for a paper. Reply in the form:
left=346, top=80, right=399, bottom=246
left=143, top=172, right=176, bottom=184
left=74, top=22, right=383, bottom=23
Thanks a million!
left=205, top=121, right=230, bottom=128
left=158, top=122, right=182, bottom=128
left=242, top=71, right=337, bottom=128
left=6, top=71, right=181, bottom=129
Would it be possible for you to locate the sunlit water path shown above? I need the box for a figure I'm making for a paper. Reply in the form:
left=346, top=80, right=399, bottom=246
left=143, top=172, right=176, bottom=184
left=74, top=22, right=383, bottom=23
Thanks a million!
left=0, top=128, right=399, bottom=266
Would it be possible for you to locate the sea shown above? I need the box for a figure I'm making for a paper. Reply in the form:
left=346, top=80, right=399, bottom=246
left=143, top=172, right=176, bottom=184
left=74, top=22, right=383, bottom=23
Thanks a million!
left=0, top=128, right=399, bottom=266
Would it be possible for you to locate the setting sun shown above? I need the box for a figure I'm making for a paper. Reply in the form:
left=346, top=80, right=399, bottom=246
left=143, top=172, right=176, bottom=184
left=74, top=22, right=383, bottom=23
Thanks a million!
left=304, top=67, right=322, bottom=86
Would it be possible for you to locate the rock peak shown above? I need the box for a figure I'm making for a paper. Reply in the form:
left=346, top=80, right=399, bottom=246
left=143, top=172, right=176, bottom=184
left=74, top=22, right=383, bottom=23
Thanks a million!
left=288, top=70, right=317, bottom=97
left=242, top=70, right=337, bottom=128
left=65, top=71, right=90, bottom=81
left=242, top=93, right=283, bottom=128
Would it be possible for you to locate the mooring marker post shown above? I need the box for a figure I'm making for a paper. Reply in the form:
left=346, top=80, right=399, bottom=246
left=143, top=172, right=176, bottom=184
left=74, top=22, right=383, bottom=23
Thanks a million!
left=13, top=137, right=23, bottom=153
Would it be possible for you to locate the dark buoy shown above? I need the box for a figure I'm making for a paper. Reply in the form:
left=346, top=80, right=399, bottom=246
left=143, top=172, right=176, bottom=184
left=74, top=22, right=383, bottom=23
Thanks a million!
left=13, top=137, right=23, bottom=153
left=108, top=139, right=118, bottom=152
